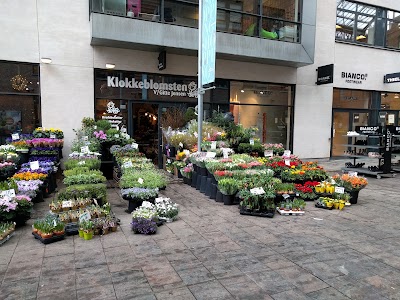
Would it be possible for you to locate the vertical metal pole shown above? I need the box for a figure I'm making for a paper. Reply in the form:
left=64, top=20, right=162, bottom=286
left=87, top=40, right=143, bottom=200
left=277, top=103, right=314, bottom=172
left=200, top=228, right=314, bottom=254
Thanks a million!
left=197, top=0, right=203, bottom=152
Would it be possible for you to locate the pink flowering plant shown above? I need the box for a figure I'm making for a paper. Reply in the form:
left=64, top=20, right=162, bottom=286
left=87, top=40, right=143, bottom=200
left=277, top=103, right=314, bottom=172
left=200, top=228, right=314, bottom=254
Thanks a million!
left=0, top=195, right=33, bottom=222
left=94, top=130, right=107, bottom=140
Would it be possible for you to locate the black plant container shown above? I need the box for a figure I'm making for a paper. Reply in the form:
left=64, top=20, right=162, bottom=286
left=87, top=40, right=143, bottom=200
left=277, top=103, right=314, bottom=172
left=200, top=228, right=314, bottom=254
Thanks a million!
left=223, top=194, right=234, bottom=205
left=216, top=190, right=223, bottom=202
left=200, top=176, right=207, bottom=194
left=209, top=183, right=217, bottom=200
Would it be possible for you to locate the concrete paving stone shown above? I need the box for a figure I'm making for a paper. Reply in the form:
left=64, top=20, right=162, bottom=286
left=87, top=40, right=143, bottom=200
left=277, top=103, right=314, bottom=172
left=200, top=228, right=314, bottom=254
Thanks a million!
left=43, top=238, right=75, bottom=257
left=360, top=275, right=400, bottom=299
left=36, top=289, right=78, bottom=300
left=0, top=277, right=39, bottom=300
left=180, top=234, right=212, bottom=249
left=175, top=265, right=215, bottom=285
left=38, top=272, right=76, bottom=290
left=306, top=287, right=350, bottom=300
left=76, top=283, right=117, bottom=300
left=74, top=253, right=107, bottom=269
left=270, top=288, right=312, bottom=300
left=142, top=263, right=182, bottom=287
left=117, top=294, right=156, bottom=300
left=301, top=261, right=346, bottom=280
left=106, top=255, right=142, bottom=273
left=257, top=254, right=297, bottom=270
left=246, top=269, right=296, bottom=295
left=155, top=237, right=188, bottom=254
left=41, top=255, right=75, bottom=273
left=165, top=248, right=199, bottom=263
left=75, top=265, right=113, bottom=289
left=155, top=287, right=196, bottom=300
left=73, top=235, right=103, bottom=250
left=111, top=269, right=149, bottom=286
left=323, top=258, right=379, bottom=280
left=222, top=276, right=274, bottom=300
left=324, top=275, right=389, bottom=300
left=3, top=260, right=42, bottom=282
left=188, top=280, right=234, bottom=300
left=170, top=258, right=203, bottom=271
left=275, top=266, right=329, bottom=294
left=203, top=261, right=243, bottom=279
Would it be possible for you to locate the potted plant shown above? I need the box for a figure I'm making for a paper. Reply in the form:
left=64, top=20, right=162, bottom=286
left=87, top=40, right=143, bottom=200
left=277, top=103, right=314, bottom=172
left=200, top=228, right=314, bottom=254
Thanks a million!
left=80, top=220, right=94, bottom=240
left=155, top=197, right=179, bottom=222
left=217, top=178, right=238, bottom=205
left=332, top=173, right=368, bottom=204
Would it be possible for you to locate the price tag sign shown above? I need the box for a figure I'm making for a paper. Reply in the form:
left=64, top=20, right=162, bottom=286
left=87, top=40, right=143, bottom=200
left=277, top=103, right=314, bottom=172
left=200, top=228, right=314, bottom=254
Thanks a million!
left=179, top=142, right=183, bottom=148
left=206, top=152, right=217, bottom=158
left=264, top=150, right=273, bottom=157
left=223, top=149, right=229, bottom=159
left=49, top=134, right=56, bottom=139
left=83, top=136, right=88, bottom=141
left=335, top=186, right=345, bottom=194
left=167, top=159, right=171, bottom=163
left=121, top=127, right=127, bottom=133
left=123, top=161, right=133, bottom=168
left=93, top=199, right=98, bottom=206
left=211, top=141, right=217, bottom=150
left=283, top=150, right=291, bottom=157
left=30, top=161, right=40, bottom=170
left=78, top=160, right=86, bottom=165
left=249, top=139, right=254, bottom=145
left=194, top=132, right=198, bottom=138
left=250, top=187, right=265, bottom=195
left=62, top=201, right=73, bottom=208
left=348, top=171, right=358, bottom=177
left=11, top=133, right=19, bottom=141
left=114, top=134, right=120, bottom=138
left=93, top=125, right=97, bottom=130
left=0, top=189, right=16, bottom=198
left=79, top=212, right=91, bottom=222
left=284, top=159, right=291, bottom=166
left=138, top=178, right=144, bottom=184
left=132, top=143, right=138, bottom=149
left=282, top=193, right=290, bottom=199
left=80, top=146, right=89, bottom=153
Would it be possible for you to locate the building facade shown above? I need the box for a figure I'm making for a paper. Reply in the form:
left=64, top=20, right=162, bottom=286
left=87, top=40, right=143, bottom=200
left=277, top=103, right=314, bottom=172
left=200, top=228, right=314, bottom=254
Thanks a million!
left=0, top=0, right=399, bottom=160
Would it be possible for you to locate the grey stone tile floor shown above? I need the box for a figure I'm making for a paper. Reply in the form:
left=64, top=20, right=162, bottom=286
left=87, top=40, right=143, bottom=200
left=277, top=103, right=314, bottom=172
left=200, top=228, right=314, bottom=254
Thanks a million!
left=1, top=160, right=400, bottom=299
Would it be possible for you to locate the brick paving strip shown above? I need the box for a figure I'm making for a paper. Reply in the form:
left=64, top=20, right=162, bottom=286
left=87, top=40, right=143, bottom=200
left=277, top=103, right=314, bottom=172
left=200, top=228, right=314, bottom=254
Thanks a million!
left=1, top=165, right=400, bottom=300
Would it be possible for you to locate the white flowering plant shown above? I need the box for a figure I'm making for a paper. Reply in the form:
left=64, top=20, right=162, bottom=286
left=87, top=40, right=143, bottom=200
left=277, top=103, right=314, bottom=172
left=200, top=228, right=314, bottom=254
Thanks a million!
left=131, top=201, right=158, bottom=220
left=155, top=197, right=179, bottom=220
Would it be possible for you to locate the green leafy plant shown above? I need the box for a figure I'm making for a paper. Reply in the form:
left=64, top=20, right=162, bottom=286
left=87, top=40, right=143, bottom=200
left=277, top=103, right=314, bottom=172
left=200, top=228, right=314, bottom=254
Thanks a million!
left=218, top=178, right=238, bottom=195
left=63, top=173, right=106, bottom=186
left=95, top=119, right=112, bottom=131
left=64, top=158, right=101, bottom=170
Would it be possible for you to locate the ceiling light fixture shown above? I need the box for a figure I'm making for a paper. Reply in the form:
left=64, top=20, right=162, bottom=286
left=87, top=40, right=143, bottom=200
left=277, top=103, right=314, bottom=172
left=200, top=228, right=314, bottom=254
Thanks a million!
left=106, top=63, right=115, bottom=69
left=40, top=58, right=52, bottom=64
left=356, top=35, right=366, bottom=40
left=336, top=24, right=342, bottom=29
left=395, top=94, right=399, bottom=99
left=240, top=89, right=244, bottom=93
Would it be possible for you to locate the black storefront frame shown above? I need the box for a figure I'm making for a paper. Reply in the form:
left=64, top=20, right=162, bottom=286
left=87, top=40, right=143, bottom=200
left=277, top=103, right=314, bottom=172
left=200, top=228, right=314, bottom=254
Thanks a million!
left=0, top=60, right=41, bottom=144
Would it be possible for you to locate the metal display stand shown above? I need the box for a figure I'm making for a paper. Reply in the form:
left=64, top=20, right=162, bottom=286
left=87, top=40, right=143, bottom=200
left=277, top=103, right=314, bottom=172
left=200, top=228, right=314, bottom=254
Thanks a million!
left=341, top=126, right=396, bottom=179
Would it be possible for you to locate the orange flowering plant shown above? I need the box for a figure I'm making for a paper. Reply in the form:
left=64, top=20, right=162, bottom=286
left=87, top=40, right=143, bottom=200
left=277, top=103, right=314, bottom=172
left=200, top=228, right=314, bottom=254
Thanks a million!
left=332, top=174, right=368, bottom=191
left=12, top=172, right=48, bottom=181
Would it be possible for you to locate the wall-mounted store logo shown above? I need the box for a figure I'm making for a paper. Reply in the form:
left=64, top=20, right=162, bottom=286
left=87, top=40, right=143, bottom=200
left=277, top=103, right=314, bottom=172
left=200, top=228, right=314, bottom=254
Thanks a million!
left=341, top=72, right=368, bottom=84
left=384, top=72, right=400, bottom=84
left=106, top=101, right=120, bottom=114
left=107, top=76, right=197, bottom=98
left=102, top=101, right=123, bottom=130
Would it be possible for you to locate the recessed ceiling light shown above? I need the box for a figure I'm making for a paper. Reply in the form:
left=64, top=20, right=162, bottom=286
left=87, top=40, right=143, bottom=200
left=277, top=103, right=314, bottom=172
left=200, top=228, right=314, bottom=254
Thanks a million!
left=106, top=63, right=115, bottom=69
left=336, top=25, right=342, bottom=29
left=356, top=35, right=366, bottom=40
left=395, top=94, right=399, bottom=99
left=260, top=91, right=264, bottom=94
left=40, top=58, right=52, bottom=64
left=240, top=90, right=244, bottom=93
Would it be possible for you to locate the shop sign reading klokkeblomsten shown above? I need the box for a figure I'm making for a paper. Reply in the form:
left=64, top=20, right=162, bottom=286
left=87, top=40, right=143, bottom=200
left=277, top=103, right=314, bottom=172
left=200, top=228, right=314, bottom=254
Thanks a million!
left=107, top=76, right=198, bottom=98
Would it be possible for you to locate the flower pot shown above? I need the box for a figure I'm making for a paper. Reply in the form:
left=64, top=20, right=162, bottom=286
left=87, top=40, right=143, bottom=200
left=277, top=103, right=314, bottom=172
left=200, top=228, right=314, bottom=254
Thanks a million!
left=223, top=194, right=235, bottom=205
left=187, top=177, right=192, bottom=186
left=83, top=231, right=93, bottom=240
left=349, top=190, right=359, bottom=204
left=339, top=202, right=345, bottom=210
left=183, top=176, right=188, bottom=184
left=199, top=167, right=208, bottom=177
left=78, top=229, right=84, bottom=238
left=200, top=176, right=207, bottom=193
left=111, top=226, right=117, bottom=232
left=209, top=183, right=217, bottom=200
left=205, top=177, right=212, bottom=197
left=216, top=190, right=223, bottom=202
left=333, top=202, right=340, bottom=209
left=128, top=200, right=143, bottom=213
left=102, top=228, right=109, bottom=235
left=191, top=172, right=197, bottom=188
left=196, top=174, right=202, bottom=190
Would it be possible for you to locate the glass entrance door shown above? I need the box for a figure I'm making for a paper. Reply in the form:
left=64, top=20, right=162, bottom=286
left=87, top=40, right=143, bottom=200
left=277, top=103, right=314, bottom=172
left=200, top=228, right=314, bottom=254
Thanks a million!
left=332, top=111, right=370, bottom=157
left=130, top=103, right=159, bottom=164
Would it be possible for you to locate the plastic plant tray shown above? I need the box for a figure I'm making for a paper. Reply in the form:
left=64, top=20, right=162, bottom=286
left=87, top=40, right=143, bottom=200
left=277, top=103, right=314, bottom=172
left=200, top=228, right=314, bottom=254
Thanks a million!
left=0, top=232, right=15, bottom=246
left=276, top=208, right=305, bottom=216
left=32, top=232, right=65, bottom=244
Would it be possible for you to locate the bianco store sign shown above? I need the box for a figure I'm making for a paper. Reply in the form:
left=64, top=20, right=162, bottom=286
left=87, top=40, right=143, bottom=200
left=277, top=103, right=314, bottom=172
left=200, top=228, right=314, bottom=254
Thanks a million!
left=107, top=76, right=197, bottom=98
left=341, top=72, right=368, bottom=85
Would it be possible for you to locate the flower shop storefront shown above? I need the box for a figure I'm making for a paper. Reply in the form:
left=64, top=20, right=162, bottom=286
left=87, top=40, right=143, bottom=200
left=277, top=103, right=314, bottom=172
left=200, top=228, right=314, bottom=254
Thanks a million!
left=94, top=69, right=294, bottom=167
left=94, top=69, right=230, bottom=168
left=0, top=61, right=41, bottom=145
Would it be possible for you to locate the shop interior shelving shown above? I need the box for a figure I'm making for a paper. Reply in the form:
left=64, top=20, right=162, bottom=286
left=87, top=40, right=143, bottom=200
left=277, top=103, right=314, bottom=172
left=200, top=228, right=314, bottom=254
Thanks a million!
left=392, top=134, right=400, bottom=173
left=341, top=131, right=395, bottom=179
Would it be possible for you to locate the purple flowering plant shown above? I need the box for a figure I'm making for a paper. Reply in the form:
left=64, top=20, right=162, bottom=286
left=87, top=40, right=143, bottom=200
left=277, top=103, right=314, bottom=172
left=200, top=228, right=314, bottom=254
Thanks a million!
left=130, top=218, right=157, bottom=234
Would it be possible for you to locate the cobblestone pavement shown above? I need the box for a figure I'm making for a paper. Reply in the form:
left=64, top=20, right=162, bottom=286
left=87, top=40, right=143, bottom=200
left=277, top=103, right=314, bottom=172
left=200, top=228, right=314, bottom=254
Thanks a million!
left=1, top=163, right=400, bottom=300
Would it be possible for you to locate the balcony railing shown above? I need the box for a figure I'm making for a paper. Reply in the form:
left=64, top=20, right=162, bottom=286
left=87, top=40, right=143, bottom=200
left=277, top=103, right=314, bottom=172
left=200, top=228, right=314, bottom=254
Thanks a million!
left=90, top=0, right=301, bottom=43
